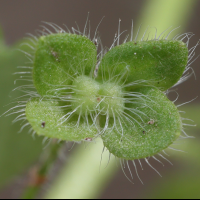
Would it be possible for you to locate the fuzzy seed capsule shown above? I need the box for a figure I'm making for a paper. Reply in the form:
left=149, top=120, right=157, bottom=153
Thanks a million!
left=71, top=75, right=100, bottom=114
left=98, top=82, right=124, bottom=116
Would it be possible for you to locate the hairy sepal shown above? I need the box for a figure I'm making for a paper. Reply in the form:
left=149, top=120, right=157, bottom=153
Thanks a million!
left=98, top=40, right=188, bottom=91
left=33, top=33, right=97, bottom=96
left=101, top=87, right=182, bottom=160
left=25, top=98, right=97, bottom=141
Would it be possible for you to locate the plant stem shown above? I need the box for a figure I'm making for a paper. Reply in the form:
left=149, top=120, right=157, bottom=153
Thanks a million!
left=136, top=0, right=198, bottom=39
left=44, top=139, right=119, bottom=199
left=21, top=140, right=64, bottom=199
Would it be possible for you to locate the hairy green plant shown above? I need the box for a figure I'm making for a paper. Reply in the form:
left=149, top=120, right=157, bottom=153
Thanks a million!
left=5, top=20, right=198, bottom=183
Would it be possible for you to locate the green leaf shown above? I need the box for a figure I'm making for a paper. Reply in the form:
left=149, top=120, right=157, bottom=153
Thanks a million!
left=33, top=33, right=97, bottom=96
left=25, top=98, right=98, bottom=141
left=101, top=87, right=182, bottom=160
left=98, top=40, right=188, bottom=91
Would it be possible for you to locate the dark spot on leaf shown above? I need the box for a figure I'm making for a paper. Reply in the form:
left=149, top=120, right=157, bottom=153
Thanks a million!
left=85, top=137, right=92, bottom=142
left=97, top=97, right=101, bottom=102
left=51, top=49, right=60, bottom=62
left=148, top=120, right=154, bottom=125
left=41, top=122, right=45, bottom=128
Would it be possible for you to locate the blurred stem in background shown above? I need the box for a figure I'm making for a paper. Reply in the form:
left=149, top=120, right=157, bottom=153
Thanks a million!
left=45, top=139, right=119, bottom=199
left=136, top=0, right=197, bottom=39
left=21, top=140, right=64, bottom=199
left=43, top=0, right=198, bottom=199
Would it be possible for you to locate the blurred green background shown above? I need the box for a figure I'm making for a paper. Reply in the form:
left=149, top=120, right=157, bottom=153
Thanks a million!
left=0, top=0, right=200, bottom=198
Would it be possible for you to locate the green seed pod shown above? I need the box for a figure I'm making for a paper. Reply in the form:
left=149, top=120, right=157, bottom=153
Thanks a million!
left=33, top=33, right=97, bottom=96
left=101, top=87, right=182, bottom=160
left=98, top=40, right=188, bottom=91
left=71, top=75, right=100, bottom=114
left=25, top=98, right=97, bottom=141
left=98, top=82, right=124, bottom=116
